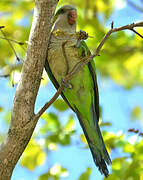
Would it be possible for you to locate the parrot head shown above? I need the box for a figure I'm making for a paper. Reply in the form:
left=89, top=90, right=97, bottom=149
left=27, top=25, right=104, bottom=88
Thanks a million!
left=53, top=5, right=77, bottom=32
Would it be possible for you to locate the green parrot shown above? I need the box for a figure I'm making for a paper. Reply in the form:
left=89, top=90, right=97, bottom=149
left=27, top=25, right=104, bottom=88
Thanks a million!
left=45, top=5, right=111, bottom=177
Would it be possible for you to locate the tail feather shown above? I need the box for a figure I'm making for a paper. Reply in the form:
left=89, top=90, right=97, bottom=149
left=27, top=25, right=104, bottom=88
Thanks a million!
left=75, top=106, right=111, bottom=177
left=89, top=125, right=111, bottom=177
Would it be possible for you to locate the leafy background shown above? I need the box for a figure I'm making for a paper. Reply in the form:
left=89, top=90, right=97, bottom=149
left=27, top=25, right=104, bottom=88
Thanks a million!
left=0, top=0, right=143, bottom=180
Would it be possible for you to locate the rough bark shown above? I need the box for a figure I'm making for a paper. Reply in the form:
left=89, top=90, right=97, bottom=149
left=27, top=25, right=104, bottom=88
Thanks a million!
left=0, top=0, right=58, bottom=179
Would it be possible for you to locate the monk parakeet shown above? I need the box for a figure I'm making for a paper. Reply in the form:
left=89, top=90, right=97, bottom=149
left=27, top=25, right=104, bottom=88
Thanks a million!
left=45, top=5, right=111, bottom=177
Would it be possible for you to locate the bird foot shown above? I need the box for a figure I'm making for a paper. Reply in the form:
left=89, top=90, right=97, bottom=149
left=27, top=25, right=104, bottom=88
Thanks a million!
left=75, top=30, right=89, bottom=48
left=76, top=30, right=89, bottom=40
left=61, top=78, right=72, bottom=89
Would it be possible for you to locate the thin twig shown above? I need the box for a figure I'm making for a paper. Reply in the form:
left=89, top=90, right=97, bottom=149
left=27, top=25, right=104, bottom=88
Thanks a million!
left=0, top=29, right=20, bottom=61
left=131, top=29, right=143, bottom=38
left=34, top=21, right=143, bottom=120
left=111, top=22, right=143, bottom=32
left=34, top=86, right=64, bottom=120
left=0, top=75, right=9, bottom=78
left=0, top=36, right=25, bottom=45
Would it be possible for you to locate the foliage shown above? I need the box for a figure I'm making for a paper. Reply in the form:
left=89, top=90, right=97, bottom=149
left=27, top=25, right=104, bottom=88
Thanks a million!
left=20, top=139, right=46, bottom=170
left=53, top=99, right=69, bottom=112
left=78, top=167, right=91, bottom=180
left=38, top=163, right=68, bottom=180
left=40, top=112, right=75, bottom=146
left=0, top=0, right=143, bottom=180
left=105, top=135, right=143, bottom=180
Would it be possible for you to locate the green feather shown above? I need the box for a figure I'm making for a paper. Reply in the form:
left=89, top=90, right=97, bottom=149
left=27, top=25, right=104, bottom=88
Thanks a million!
left=78, top=40, right=91, bottom=57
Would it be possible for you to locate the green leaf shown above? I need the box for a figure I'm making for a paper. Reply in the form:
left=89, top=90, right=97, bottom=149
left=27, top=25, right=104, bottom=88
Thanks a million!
left=112, top=157, right=127, bottom=171
left=4, top=111, right=11, bottom=124
left=78, top=167, right=91, bottom=180
left=123, top=143, right=135, bottom=153
left=0, top=106, right=3, bottom=112
left=38, top=164, right=68, bottom=180
left=100, top=122, right=112, bottom=127
left=53, top=99, right=69, bottom=112
left=20, top=139, right=46, bottom=170
left=64, top=115, right=75, bottom=133
left=41, top=113, right=61, bottom=133
left=131, top=106, right=141, bottom=121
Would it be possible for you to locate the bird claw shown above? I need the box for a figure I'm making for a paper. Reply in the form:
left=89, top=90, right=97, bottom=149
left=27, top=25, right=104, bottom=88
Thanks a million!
left=61, top=78, right=72, bottom=89
left=75, top=30, right=89, bottom=48
left=76, top=30, right=89, bottom=40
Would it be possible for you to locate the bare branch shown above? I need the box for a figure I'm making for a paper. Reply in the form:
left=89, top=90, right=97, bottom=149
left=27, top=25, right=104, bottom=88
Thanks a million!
left=111, top=21, right=143, bottom=32
left=93, top=21, right=143, bottom=58
left=131, top=29, right=143, bottom=38
left=34, top=86, right=64, bottom=120
left=0, top=36, right=25, bottom=45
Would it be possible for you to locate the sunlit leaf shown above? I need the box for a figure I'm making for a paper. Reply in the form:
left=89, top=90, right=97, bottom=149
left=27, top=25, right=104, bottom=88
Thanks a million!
left=100, top=122, right=112, bottom=127
left=78, top=167, right=91, bottom=180
left=112, top=157, right=127, bottom=171
left=80, top=134, right=88, bottom=147
left=20, top=139, right=46, bottom=170
left=140, top=174, right=143, bottom=180
left=38, top=164, right=68, bottom=180
left=53, top=99, right=69, bottom=112
left=64, top=115, right=75, bottom=133
left=123, top=143, right=135, bottom=153
left=41, top=113, right=60, bottom=133
left=4, top=111, right=11, bottom=124
left=131, top=106, right=141, bottom=121
left=0, top=106, right=3, bottom=112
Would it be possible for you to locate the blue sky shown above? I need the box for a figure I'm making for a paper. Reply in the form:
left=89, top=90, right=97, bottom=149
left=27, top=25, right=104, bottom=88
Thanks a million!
left=0, top=1, right=143, bottom=180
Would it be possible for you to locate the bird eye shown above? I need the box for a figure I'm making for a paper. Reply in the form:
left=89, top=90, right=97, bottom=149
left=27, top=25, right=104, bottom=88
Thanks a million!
left=60, top=9, right=65, bottom=14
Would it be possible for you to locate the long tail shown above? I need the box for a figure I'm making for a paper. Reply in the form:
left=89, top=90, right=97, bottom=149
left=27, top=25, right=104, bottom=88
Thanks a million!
left=75, top=107, right=111, bottom=177
left=88, top=122, right=111, bottom=177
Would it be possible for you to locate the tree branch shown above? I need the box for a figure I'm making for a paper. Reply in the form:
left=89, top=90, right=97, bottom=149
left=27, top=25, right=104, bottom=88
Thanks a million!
left=131, top=29, right=143, bottom=38
left=35, top=21, right=143, bottom=118
left=0, top=0, right=58, bottom=179
left=0, top=36, right=25, bottom=46
left=34, top=86, right=64, bottom=120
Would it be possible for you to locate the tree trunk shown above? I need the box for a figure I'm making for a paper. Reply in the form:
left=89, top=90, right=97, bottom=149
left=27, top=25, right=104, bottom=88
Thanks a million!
left=0, top=0, right=58, bottom=179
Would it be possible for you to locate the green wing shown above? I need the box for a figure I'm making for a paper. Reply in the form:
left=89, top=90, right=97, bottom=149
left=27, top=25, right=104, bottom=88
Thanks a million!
left=77, top=41, right=111, bottom=176
left=45, top=56, right=75, bottom=112
left=79, top=40, right=100, bottom=121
